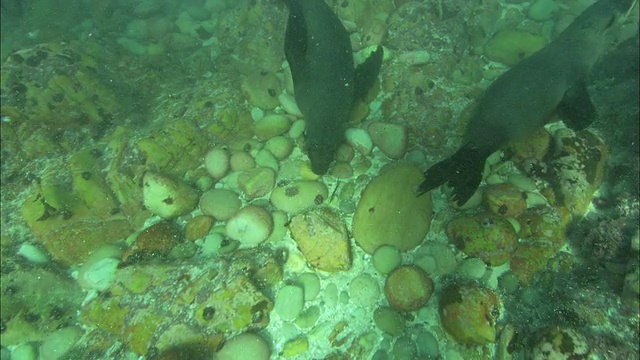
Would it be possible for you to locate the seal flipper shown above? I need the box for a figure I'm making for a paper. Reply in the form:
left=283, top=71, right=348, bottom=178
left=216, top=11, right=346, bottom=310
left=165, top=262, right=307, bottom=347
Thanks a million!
left=417, top=143, right=488, bottom=206
left=556, top=81, right=598, bottom=131
left=353, top=46, right=384, bottom=100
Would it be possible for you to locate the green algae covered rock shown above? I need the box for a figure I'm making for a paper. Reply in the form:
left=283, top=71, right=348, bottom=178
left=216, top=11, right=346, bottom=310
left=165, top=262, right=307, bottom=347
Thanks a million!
left=80, top=248, right=278, bottom=356
left=439, top=284, right=500, bottom=346
left=352, top=163, right=433, bottom=254
left=1, top=269, right=84, bottom=346
left=484, top=29, right=547, bottom=66
left=446, top=214, right=518, bottom=266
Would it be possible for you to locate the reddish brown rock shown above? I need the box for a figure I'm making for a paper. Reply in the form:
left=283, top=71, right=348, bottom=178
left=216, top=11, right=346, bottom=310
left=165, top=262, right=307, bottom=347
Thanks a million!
left=185, top=215, right=215, bottom=241
left=123, top=221, right=183, bottom=264
left=384, top=266, right=433, bottom=312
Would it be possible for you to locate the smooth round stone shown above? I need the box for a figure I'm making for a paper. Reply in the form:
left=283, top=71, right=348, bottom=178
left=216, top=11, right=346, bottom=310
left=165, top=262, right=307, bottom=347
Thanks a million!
left=393, top=336, right=416, bottom=360
left=278, top=93, right=303, bottom=117
left=430, top=244, right=458, bottom=275
left=339, top=199, right=356, bottom=214
left=254, top=114, right=291, bottom=140
left=216, top=333, right=270, bottom=360
left=416, top=331, right=439, bottom=357
left=296, top=273, right=321, bottom=301
left=255, top=149, right=279, bottom=172
left=528, top=0, right=559, bottom=21
left=335, top=143, right=355, bottom=162
left=372, top=350, right=390, bottom=360
left=17, top=243, right=50, bottom=264
left=373, top=307, right=405, bottom=336
left=508, top=173, right=537, bottom=191
left=204, top=148, right=230, bottom=180
left=345, top=128, right=373, bottom=155
left=372, top=245, right=402, bottom=274
left=415, top=254, right=437, bottom=275
left=348, top=274, right=380, bottom=307
left=230, top=151, right=256, bottom=172
left=367, top=122, right=408, bottom=159
left=185, top=215, right=215, bottom=241
left=289, top=119, right=306, bottom=138
left=270, top=181, right=329, bottom=214
left=330, top=161, right=354, bottom=179
left=199, top=189, right=242, bottom=220
left=296, top=305, right=321, bottom=328
left=458, top=257, right=487, bottom=279
left=225, top=205, right=273, bottom=248
left=275, top=285, right=305, bottom=321
left=324, top=283, right=339, bottom=308
left=251, top=107, right=265, bottom=121
left=201, top=232, right=224, bottom=256
left=265, top=136, right=294, bottom=160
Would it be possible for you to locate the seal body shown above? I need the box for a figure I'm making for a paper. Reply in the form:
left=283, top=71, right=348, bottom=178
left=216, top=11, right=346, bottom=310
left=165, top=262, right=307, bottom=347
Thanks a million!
left=284, top=0, right=383, bottom=174
left=418, top=0, right=634, bottom=205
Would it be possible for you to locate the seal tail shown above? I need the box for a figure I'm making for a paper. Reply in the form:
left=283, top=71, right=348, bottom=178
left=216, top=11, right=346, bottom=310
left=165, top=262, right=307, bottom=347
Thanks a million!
left=417, top=143, right=489, bottom=206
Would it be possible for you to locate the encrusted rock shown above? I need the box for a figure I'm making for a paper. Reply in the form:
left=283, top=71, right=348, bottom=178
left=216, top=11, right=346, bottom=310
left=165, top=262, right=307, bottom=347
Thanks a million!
left=439, top=284, right=500, bottom=345
left=446, top=213, right=518, bottom=267
left=289, top=208, right=351, bottom=272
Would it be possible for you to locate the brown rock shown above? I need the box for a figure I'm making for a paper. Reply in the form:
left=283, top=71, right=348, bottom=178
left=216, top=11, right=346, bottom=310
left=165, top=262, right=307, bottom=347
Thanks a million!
left=123, top=221, right=183, bottom=264
left=185, top=215, right=215, bottom=241
left=289, top=208, right=351, bottom=272
left=384, top=265, right=433, bottom=312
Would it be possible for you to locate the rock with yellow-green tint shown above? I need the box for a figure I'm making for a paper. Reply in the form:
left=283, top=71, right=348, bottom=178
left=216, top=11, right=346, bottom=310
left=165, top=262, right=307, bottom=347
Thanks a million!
left=352, top=163, right=433, bottom=254
left=283, top=337, right=309, bottom=358
left=206, top=106, right=254, bottom=143
left=137, top=118, right=209, bottom=178
left=289, top=208, right=351, bottom=272
left=68, top=146, right=119, bottom=218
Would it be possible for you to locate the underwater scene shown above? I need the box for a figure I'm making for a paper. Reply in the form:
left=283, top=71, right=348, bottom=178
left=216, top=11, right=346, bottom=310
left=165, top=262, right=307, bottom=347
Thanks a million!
left=1, top=0, right=639, bottom=359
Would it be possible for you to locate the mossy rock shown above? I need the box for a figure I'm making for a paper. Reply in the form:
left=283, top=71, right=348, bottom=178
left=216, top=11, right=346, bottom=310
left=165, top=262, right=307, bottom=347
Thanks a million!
left=484, top=30, right=547, bottom=66
left=352, top=163, right=432, bottom=254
